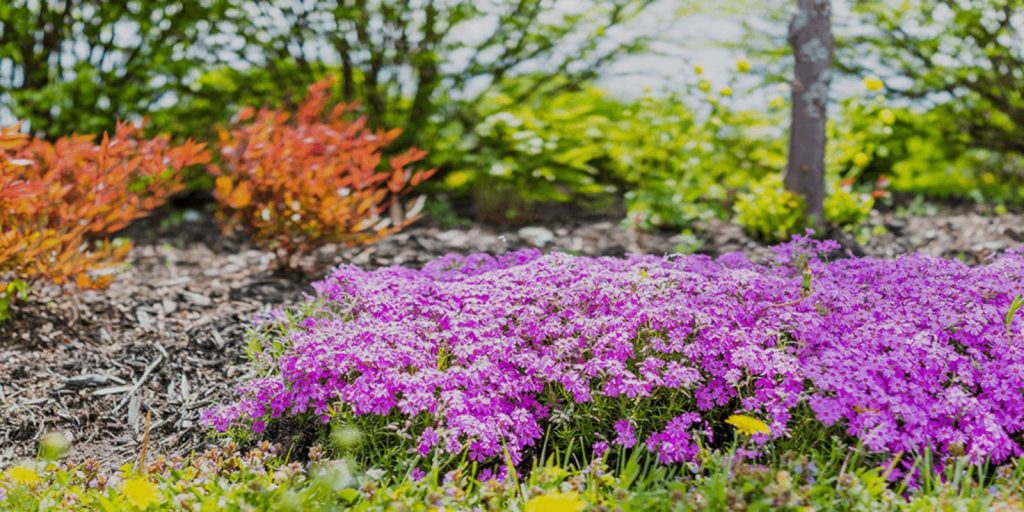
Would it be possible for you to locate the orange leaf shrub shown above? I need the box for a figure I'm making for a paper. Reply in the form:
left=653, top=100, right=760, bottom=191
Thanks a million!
left=210, top=78, right=436, bottom=266
left=0, top=122, right=209, bottom=318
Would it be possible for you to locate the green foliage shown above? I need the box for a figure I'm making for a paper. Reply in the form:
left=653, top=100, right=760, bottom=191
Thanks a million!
left=159, top=0, right=655, bottom=150
left=734, top=174, right=807, bottom=243
left=0, top=279, right=27, bottom=322
left=832, top=88, right=1024, bottom=204
left=847, top=0, right=1024, bottom=159
left=824, top=184, right=875, bottom=228
left=0, top=0, right=232, bottom=139
left=433, top=67, right=790, bottom=226
left=432, top=80, right=622, bottom=222
left=733, top=0, right=1024, bottom=206
left=437, top=63, right=890, bottom=232
left=735, top=174, right=874, bottom=243
left=2, top=0, right=654, bottom=148
left=147, top=64, right=316, bottom=144
left=612, top=78, right=787, bottom=230
left=9, top=435, right=1024, bottom=511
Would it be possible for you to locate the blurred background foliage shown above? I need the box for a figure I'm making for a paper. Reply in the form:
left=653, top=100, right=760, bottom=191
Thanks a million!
left=2, top=0, right=1022, bottom=238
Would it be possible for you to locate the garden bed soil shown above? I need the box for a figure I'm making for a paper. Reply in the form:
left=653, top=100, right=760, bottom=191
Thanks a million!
left=2, top=205, right=1022, bottom=468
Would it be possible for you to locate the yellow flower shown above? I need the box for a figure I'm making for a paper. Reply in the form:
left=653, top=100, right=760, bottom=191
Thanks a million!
left=878, top=109, right=896, bottom=125
left=726, top=414, right=771, bottom=436
left=698, top=79, right=711, bottom=93
left=736, top=57, right=751, bottom=73
left=443, top=169, right=473, bottom=189
left=852, top=152, right=871, bottom=167
left=694, top=64, right=704, bottom=75
left=769, top=95, right=786, bottom=109
left=122, top=477, right=162, bottom=509
left=5, top=465, right=40, bottom=486
left=982, top=172, right=996, bottom=184
left=719, top=86, right=733, bottom=97
left=525, top=491, right=585, bottom=512
left=863, top=75, right=885, bottom=92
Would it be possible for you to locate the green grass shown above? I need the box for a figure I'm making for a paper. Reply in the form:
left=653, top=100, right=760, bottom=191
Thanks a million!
left=4, top=431, right=1024, bottom=511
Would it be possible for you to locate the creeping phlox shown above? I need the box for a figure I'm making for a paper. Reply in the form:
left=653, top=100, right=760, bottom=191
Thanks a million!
left=206, top=237, right=1024, bottom=465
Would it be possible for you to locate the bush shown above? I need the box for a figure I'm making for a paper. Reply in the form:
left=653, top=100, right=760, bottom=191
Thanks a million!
left=612, top=70, right=789, bottom=230
left=433, top=83, right=621, bottom=223
left=210, top=78, right=436, bottom=267
left=733, top=174, right=807, bottom=243
left=434, top=63, right=894, bottom=231
left=734, top=174, right=875, bottom=243
left=825, top=181, right=875, bottom=228
left=435, top=70, right=789, bottom=227
left=207, top=239, right=1024, bottom=470
left=0, top=123, right=208, bottom=320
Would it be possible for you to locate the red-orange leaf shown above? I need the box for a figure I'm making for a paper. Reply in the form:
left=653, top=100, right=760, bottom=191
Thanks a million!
left=211, top=78, right=435, bottom=264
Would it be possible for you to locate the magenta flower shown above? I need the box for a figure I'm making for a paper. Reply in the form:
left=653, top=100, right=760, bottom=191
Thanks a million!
left=205, top=239, right=1024, bottom=465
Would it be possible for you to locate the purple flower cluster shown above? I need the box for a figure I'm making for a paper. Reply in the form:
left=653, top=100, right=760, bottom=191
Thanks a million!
left=205, top=238, right=1024, bottom=464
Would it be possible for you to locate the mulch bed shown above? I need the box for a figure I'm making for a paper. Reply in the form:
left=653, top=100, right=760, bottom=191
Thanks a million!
left=2, top=205, right=1022, bottom=468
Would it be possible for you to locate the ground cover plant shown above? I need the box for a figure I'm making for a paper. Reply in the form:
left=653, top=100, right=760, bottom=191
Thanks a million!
left=207, top=237, right=1024, bottom=478
left=0, top=122, right=208, bottom=320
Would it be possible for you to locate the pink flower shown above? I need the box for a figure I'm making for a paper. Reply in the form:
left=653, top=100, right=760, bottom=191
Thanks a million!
left=614, top=420, right=637, bottom=449
left=205, top=241, right=1024, bottom=467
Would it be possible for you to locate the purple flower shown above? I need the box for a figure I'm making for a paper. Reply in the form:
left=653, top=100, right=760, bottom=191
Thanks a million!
left=204, top=242, right=1024, bottom=467
left=614, top=420, right=637, bottom=449
left=418, top=428, right=439, bottom=457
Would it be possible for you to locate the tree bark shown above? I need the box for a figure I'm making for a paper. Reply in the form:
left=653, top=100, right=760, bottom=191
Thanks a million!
left=785, top=0, right=833, bottom=226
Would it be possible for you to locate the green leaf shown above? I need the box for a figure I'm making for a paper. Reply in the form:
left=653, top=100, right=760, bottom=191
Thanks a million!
left=338, top=488, right=360, bottom=504
left=1007, top=295, right=1023, bottom=341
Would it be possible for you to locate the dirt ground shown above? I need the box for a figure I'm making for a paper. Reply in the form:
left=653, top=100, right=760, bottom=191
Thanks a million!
left=2, top=205, right=1022, bottom=468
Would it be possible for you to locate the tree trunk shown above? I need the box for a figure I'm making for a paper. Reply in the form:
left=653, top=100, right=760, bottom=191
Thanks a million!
left=785, top=0, right=833, bottom=227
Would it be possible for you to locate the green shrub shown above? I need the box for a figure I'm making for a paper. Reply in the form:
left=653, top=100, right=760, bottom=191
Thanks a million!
left=432, top=82, right=621, bottom=222
left=434, top=65, right=789, bottom=226
left=435, top=62, right=897, bottom=230
left=825, top=183, right=875, bottom=228
left=735, top=175, right=874, bottom=242
left=734, top=174, right=806, bottom=242
left=612, top=69, right=788, bottom=230
left=831, top=89, right=1024, bottom=204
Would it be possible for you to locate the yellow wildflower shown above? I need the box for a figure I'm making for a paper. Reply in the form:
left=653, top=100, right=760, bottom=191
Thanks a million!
left=122, top=477, right=162, bottom=509
left=698, top=79, right=711, bottom=93
left=719, top=86, right=733, bottom=97
left=769, top=95, right=786, bottom=110
left=694, top=64, right=704, bottom=75
left=5, top=465, right=40, bottom=486
left=525, top=491, right=585, bottom=512
left=726, top=414, right=771, bottom=436
left=852, top=152, right=871, bottom=167
left=878, top=108, right=896, bottom=125
left=736, top=57, right=751, bottom=73
left=443, top=170, right=473, bottom=188
left=863, top=75, right=885, bottom=92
